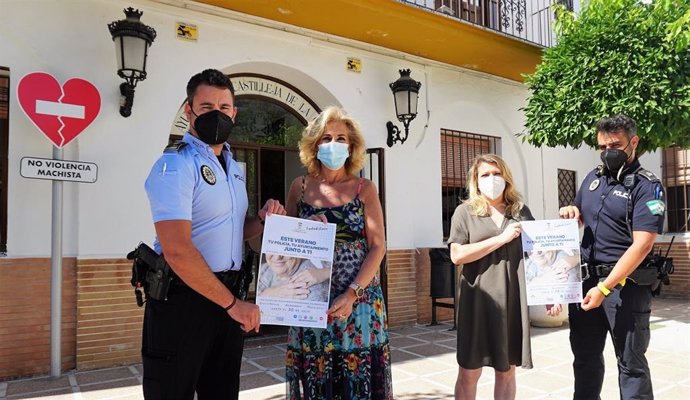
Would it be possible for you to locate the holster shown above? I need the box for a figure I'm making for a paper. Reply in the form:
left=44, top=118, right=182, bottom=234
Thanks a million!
left=237, top=249, right=256, bottom=300
left=634, top=255, right=675, bottom=295
left=239, top=264, right=254, bottom=300
left=628, top=264, right=659, bottom=286
left=126, top=242, right=173, bottom=306
left=221, top=250, right=255, bottom=301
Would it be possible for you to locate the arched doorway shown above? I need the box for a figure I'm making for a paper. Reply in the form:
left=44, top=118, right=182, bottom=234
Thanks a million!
left=230, top=96, right=309, bottom=218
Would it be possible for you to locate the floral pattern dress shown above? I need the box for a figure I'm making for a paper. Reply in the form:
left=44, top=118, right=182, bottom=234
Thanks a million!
left=286, top=178, right=393, bottom=400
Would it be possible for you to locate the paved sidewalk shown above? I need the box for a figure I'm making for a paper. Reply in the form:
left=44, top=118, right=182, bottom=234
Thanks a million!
left=1, top=297, right=688, bottom=399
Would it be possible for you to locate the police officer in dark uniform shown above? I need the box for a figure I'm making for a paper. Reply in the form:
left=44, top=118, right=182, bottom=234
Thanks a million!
left=143, top=69, right=286, bottom=399
left=560, top=114, right=665, bottom=400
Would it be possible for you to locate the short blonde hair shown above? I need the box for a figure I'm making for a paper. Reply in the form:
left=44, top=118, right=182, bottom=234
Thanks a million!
left=465, top=154, right=523, bottom=217
left=298, top=106, right=366, bottom=176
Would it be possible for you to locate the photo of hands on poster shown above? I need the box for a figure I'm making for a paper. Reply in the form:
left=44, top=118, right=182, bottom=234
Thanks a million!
left=257, top=254, right=331, bottom=303
left=521, top=219, right=583, bottom=305
left=256, top=215, right=336, bottom=328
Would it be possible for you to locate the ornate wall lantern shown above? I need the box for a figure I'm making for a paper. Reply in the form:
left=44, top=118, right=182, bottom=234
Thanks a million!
left=387, top=69, right=422, bottom=147
left=108, top=7, right=156, bottom=117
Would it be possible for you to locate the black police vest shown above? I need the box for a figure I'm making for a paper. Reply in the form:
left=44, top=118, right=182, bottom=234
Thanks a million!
left=583, top=163, right=661, bottom=265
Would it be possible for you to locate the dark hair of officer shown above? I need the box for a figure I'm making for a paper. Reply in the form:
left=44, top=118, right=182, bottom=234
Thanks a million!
left=595, top=114, right=636, bottom=138
left=185, top=69, right=235, bottom=106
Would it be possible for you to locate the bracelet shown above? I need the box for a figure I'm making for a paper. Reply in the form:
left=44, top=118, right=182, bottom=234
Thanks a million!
left=224, top=296, right=237, bottom=311
left=596, top=282, right=611, bottom=297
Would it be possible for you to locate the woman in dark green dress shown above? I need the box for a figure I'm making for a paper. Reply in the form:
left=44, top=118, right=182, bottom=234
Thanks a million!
left=448, top=154, right=533, bottom=400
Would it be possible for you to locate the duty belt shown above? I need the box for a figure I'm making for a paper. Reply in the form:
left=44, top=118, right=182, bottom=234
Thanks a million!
left=578, top=263, right=614, bottom=280
left=591, top=264, right=615, bottom=277
left=171, top=268, right=241, bottom=290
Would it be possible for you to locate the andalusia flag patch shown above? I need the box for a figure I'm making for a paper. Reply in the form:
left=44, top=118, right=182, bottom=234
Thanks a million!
left=646, top=200, right=665, bottom=216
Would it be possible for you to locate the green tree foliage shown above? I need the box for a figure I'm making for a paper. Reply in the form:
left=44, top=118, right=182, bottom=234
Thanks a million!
left=666, top=8, right=690, bottom=51
left=521, top=0, right=690, bottom=152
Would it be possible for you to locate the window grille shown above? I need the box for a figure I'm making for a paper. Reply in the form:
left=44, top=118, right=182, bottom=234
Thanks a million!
left=441, top=129, right=500, bottom=238
left=663, top=147, right=690, bottom=232
left=433, top=0, right=503, bottom=30
left=557, top=169, right=577, bottom=208
left=405, top=0, right=563, bottom=46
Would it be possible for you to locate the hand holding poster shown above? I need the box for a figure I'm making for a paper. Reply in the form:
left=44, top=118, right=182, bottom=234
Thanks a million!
left=521, top=219, right=582, bottom=305
left=256, top=215, right=336, bottom=328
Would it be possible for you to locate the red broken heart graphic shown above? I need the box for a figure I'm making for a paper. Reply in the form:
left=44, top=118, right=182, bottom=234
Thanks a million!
left=17, top=72, right=101, bottom=148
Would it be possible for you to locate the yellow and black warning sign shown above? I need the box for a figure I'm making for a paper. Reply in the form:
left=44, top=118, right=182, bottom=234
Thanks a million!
left=176, top=22, right=198, bottom=41
left=346, top=57, right=362, bottom=73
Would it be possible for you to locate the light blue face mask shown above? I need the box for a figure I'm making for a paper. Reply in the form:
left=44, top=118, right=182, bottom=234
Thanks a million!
left=317, top=142, right=350, bottom=170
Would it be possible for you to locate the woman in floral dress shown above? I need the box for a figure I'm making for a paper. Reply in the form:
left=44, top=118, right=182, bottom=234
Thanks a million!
left=284, top=106, right=392, bottom=399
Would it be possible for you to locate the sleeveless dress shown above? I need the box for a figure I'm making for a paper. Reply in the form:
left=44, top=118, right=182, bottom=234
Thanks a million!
left=286, top=177, right=393, bottom=400
left=447, top=203, right=534, bottom=371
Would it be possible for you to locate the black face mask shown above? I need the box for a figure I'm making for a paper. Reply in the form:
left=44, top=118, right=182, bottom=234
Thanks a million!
left=600, top=141, right=632, bottom=181
left=191, top=109, right=234, bottom=145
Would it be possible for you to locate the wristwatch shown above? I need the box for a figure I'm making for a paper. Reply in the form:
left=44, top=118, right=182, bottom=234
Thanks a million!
left=348, top=282, right=364, bottom=298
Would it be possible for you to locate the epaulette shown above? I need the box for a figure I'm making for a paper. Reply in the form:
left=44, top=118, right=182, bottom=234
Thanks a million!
left=164, top=141, right=188, bottom=154
left=636, top=168, right=660, bottom=182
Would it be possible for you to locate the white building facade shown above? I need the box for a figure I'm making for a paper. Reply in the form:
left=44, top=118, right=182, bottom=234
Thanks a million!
left=0, top=0, right=670, bottom=378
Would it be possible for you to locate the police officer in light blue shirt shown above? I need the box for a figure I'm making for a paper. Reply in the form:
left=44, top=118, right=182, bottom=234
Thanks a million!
left=141, top=69, right=286, bottom=400
left=147, top=132, right=248, bottom=273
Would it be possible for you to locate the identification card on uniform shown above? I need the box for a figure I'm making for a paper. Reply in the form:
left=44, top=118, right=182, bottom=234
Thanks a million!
left=256, top=215, right=336, bottom=329
left=521, top=219, right=583, bottom=305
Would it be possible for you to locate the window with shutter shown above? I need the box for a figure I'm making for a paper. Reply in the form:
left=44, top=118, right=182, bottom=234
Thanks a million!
left=440, top=129, right=500, bottom=238
left=663, top=147, right=690, bottom=232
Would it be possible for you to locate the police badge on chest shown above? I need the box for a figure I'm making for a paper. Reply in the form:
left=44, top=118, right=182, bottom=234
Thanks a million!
left=589, top=179, right=600, bottom=191
left=201, top=165, right=216, bottom=185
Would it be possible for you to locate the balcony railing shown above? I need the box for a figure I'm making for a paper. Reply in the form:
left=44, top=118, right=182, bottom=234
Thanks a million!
left=400, top=0, right=573, bottom=47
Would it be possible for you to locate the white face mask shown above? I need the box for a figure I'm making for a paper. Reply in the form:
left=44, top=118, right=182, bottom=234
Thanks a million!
left=478, top=175, right=506, bottom=200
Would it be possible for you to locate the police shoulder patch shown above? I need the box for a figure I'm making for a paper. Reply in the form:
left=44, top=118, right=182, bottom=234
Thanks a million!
left=637, top=168, right=660, bottom=182
left=164, top=141, right=188, bottom=154
left=200, top=165, right=216, bottom=185
left=646, top=199, right=665, bottom=216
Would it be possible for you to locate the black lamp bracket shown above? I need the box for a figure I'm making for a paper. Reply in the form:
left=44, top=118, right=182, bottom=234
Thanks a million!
left=119, top=82, right=135, bottom=118
left=386, top=120, right=411, bottom=147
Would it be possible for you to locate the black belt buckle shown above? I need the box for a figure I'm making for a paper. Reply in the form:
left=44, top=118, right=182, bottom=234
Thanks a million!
left=594, top=264, right=613, bottom=277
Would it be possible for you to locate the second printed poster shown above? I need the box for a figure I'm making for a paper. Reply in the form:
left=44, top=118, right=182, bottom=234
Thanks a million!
left=521, top=219, right=582, bottom=305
